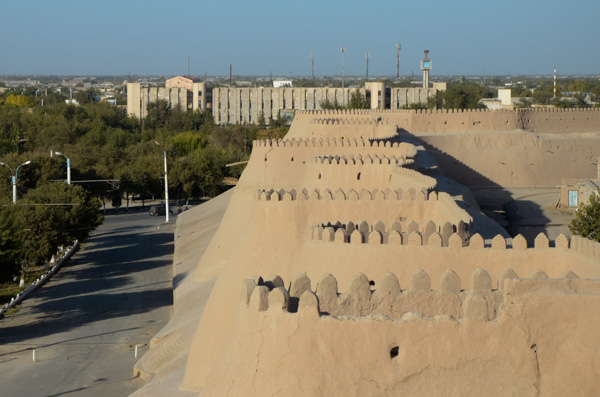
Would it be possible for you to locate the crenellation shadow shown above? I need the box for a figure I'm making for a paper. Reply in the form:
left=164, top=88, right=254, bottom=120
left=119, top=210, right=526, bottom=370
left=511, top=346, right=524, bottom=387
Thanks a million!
left=372, top=130, right=553, bottom=242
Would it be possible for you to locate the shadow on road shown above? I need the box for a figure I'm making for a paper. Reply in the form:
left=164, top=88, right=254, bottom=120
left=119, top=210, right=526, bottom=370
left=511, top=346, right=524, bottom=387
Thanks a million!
left=0, top=214, right=174, bottom=345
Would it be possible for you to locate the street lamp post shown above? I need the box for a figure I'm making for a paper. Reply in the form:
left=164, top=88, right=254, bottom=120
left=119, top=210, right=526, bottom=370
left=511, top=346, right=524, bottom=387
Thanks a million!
left=163, top=151, right=169, bottom=223
left=53, top=151, right=71, bottom=184
left=155, top=141, right=169, bottom=223
left=0, top=160, right=31, bottom=203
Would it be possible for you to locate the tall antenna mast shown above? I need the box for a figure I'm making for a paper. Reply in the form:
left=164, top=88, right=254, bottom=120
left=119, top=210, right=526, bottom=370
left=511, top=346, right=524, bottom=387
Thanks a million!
left=396, top=44, right=401, bottom=82
left=188, top=56, right=190, bottom=76
left=340, top=46, right=345, bottom=89
left=311, top=51, right=315, bottom=86
left=365, top=52, right=370, bottom=81
left=554, top=66, right=557, bottom=98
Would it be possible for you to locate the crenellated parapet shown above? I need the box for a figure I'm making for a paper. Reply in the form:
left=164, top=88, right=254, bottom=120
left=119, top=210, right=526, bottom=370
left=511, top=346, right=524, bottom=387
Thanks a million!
left=570, top=235, right=600, bottom=260
left=252, top=137, right=416, bottom=153
left=308, top=153, right=413, bottom=166
left=310, top=219, right=471, bottom=246
left=309, top=117, right=392, bottom=126
left=391, top=166, right=438, bottom=191
left=310, top=226, right=584, bottom=255
left=296, top=107, right=600, bottom=115
left=255, top=187, right=441, bottom=203
left=241, top=268, right=588, bottom=322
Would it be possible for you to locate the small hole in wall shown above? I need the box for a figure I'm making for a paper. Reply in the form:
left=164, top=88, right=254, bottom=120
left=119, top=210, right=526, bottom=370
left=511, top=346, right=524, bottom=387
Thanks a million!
left=369, top=280, right=375, bottom=286
left=390, top=346, right=399, bottom=359
left=291, top=157, right=294, bottom=162
left=318, top=173, right=322, bottom=179
left=357, top=172, right=361, bottom=180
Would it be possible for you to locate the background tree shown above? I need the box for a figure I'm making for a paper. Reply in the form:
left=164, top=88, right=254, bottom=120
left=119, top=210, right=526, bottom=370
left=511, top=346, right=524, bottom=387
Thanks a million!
left=0, top=204, right=20, bottom=281
left=319, top=98, right=344, bottom=110
left=569, top=190, right=600, bottom=242
left=348, top=89, right=369, bottom=109
left=74, top=89, right=96, bottom=105
left=431, top=79, right=492, bottom=110
left=3, top=94, right=34, bottom=108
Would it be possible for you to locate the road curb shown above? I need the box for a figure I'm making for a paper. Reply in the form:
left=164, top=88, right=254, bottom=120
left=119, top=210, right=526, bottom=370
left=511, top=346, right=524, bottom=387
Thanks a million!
left=0, top=241, right=79, bottom=318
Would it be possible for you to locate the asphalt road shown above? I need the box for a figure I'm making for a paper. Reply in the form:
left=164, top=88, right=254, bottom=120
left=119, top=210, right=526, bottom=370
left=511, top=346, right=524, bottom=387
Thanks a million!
left=0, top=211, right=175, bottom=397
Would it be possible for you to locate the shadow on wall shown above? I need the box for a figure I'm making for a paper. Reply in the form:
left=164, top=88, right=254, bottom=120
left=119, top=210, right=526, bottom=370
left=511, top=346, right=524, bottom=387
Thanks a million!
left=401, top=131, right=551, bottom=240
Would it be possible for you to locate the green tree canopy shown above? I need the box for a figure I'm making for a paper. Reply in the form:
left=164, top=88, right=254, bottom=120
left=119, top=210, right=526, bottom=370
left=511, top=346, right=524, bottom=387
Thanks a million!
left=348, top=89, right=369, bottom=109
left=569, top=190, right=600, bottom=242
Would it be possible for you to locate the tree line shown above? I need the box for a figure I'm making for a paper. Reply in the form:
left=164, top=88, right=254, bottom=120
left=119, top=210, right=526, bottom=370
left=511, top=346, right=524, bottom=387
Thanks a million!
left=0, top=91, right=288, bottom=283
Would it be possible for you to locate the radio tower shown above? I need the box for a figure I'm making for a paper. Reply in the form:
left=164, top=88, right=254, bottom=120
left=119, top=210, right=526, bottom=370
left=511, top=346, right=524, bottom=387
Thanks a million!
left=311, top=51, right=315, bottom=86
left=340, top=46, right=345, bottom=89
left=188, top=56, right=190, bottom=77
left=365, top=52, right=370, bottom=81
left=396, top=44, right=401, bottom=82
left=554, top=67, right=557, bottom=98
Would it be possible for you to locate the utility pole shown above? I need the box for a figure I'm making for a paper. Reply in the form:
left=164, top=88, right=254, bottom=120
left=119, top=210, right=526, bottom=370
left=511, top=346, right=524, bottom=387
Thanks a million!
left=163, top=151, right=169, bottom=223
left=341, top=47, right=345, bottom=89
left=365, top=52, right=370, bottom=81
left=554, top=66, right=557, bottom=98
left=311, top=51, right=315, bottom=86
left=396, top=43, right=401, bottom=82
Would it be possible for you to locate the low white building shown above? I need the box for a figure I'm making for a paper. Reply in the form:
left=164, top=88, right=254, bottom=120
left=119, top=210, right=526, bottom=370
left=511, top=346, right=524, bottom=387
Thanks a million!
left=273, top=80, right=292, bottom=88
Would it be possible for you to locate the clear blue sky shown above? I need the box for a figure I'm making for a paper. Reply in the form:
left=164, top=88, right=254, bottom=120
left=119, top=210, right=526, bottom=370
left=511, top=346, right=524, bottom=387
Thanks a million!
left=1, top=0, right=598, bottom=77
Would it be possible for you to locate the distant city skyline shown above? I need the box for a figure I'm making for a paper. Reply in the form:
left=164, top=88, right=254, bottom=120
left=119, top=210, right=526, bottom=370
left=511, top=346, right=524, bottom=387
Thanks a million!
left=1, top=0, right=598, bottom=77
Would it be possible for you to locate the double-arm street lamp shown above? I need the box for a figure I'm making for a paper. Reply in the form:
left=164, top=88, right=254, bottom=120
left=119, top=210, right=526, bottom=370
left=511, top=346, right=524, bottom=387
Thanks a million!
left=0, top=160, right=31, bottom=203
left=52, top=151, right=71, bottom=184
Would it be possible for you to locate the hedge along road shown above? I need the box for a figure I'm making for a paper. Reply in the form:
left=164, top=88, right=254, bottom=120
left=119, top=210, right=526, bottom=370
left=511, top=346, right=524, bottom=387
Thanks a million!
left=0, top=210, right=175, bottom=397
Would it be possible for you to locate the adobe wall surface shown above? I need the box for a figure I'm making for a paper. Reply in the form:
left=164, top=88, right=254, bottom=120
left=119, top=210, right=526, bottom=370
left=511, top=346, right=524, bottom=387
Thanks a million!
left=202, top=275, right=600, bottom=396
left=167, top=109, right=600, bottom=396
left=419, top=131, right=600, bottom=186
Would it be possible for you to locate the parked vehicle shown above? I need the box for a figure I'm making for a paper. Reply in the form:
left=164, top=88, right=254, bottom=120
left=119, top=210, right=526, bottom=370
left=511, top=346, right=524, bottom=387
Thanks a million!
left=149, top=205, right=173, bottom=216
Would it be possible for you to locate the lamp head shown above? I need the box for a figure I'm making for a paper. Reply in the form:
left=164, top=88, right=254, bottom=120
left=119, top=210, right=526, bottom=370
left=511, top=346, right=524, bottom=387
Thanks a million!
left=23, top=161, right=31, bottom=165
left=54, top=151, right=63, bottom=156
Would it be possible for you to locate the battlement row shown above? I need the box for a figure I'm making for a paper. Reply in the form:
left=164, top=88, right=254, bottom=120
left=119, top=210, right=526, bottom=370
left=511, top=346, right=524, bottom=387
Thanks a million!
left=295, top=107, right=600, bottom=116
left=255, top=187, right=444, bottom=202
left=308, top=117, right=393, bottom=126
left=312, top=222, right=574, bottom=250
left=311, top=219, right=471, bottom=246
left=571, top=235, right=600, bottom=259
left=308, top=154, right=411, bottom=166
left=242, top=268, right=589, bottom=321
left=252, top=137, right=410, bottom=149
left=392, top=167, right=438, bottom=191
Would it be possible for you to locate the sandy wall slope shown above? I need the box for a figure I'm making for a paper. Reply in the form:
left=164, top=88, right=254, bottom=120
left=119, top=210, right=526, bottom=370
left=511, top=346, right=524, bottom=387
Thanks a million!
left=131, top=190, right=232, bottom=396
